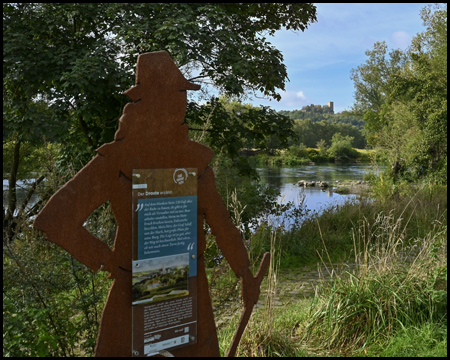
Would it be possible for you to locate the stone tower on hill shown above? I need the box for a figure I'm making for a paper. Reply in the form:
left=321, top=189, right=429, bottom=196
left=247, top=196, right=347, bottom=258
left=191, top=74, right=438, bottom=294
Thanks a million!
left=327, top=101, right=334, bottom=114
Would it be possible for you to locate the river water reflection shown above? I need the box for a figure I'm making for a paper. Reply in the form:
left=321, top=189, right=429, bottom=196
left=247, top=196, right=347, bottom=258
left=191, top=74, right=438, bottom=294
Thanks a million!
left=256, top=163, right=378, bottom=226
left=5, top=164, right=378, bottom=222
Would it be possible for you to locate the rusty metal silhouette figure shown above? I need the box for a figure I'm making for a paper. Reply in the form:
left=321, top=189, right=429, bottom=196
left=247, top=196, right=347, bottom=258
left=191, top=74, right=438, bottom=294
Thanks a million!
left=34, top=51, right=266, bottom=357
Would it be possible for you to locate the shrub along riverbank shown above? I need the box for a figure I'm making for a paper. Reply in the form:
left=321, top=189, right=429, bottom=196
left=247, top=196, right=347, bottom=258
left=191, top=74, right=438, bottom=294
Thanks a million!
left=249, top=147, right=376, bottom=167
left=210, top=182, right=447, bottom=357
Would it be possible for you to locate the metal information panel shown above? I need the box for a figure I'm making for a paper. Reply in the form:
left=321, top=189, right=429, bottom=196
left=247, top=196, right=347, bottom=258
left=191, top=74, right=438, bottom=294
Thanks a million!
left=132, top=168, right=198, bottom=356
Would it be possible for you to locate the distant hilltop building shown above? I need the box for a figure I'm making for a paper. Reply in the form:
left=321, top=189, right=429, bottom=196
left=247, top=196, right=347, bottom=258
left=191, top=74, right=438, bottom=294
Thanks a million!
left=327, top=101, right=334, bottom=114
left=299, top=102, right=334, bottom=114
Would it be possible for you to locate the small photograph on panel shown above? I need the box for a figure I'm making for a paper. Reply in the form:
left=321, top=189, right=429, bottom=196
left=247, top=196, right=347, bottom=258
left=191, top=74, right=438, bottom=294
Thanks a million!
left=132, top=253, right=189, bottom=305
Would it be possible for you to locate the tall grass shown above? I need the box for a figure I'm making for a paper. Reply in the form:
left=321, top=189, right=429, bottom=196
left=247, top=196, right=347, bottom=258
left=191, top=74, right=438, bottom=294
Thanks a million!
left=216, top=192, right=305, bottom=357
left=251, top=183, right=447, bottom=270
left=302, top=206, right=447, bottom=355
left=232, top=194, right=291, bottom=356
left=214, top=184, right=446, bottom=357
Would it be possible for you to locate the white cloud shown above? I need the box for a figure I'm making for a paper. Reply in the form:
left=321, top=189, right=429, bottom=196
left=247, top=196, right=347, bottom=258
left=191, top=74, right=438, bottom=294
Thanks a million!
left=276, top=90, right=310, bottom=108
left=390, top=31, right=413, bottom=49
left=296, top=91, right=307, bottom=101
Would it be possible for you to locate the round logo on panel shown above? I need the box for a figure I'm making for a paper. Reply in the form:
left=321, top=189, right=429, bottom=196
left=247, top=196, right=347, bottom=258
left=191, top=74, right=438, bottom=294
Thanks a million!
left=173, top=168, right=188, bottom=185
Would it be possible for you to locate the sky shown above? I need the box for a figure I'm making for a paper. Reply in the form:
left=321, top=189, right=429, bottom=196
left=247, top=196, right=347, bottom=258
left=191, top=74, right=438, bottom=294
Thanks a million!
left=246, top=3, right=433, bottom=114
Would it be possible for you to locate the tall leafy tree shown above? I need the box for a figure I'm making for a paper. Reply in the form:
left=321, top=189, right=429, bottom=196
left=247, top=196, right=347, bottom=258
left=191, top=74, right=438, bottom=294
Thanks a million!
left=350, top=42, right=407, bottom=115
left=3, top=3, right=317, bottom=239
left=4, top=3, right=317, bottom=153
left=350, top=4, right=446, bottom=183
left=350, top=41, right=407, bottom=146
left=394, top=4, right=447, bottom=181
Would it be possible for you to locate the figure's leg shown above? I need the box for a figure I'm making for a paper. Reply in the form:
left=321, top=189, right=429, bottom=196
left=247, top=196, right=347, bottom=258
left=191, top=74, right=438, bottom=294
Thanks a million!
left=95, top=272, right=132, bottom=357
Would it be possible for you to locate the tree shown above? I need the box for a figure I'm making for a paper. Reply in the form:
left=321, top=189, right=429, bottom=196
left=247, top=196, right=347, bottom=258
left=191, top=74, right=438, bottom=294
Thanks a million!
left=289, top=118, right=365, bottom=149
left=4, top=3, right=132, bottom=240
left=187, top=96, right=295, bottom=164
left=316, top=139, right=328, bottom=156
left=3, top=3, right=317, bottom=240
left=350, top=4, right=447, bottom=183
left=350, top=41, right=407, bottom=148
left=394, top=4, right=447, bottom=182
left=376, top=102, right=422, bottom=181
left=327, top=133, right=358, bottom=163
left=350, top=41, right=407, bottom=116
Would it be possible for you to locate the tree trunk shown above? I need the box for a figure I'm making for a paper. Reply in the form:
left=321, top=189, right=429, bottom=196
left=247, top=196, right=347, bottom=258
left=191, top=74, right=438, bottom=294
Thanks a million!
left=4, top=139, right=21, bottom=242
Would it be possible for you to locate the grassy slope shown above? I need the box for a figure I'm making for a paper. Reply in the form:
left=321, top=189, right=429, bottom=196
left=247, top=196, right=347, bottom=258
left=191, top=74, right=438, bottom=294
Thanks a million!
left=212, top=184, right=447, bottom=357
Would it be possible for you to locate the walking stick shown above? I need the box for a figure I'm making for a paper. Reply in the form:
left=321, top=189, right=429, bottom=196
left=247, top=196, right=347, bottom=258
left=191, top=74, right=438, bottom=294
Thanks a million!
left=226, top=252, right=271, bottom=357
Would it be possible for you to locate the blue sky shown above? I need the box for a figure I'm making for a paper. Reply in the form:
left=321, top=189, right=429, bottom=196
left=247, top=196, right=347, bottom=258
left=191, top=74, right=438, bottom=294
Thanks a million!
left=247, top=3, right=432, bottom=113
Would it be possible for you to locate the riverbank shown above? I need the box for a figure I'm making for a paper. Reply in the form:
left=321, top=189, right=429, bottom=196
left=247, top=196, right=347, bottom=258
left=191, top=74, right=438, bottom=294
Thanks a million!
left=249, top=148, right=377, bottom=167
left=211, top=183, right=447, bottom=357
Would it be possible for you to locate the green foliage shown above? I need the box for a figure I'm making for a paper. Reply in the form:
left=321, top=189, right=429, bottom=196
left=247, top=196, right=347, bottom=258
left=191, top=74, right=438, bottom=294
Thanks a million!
left=279, top=106, right=366, bottom=132
left=3, top=3, right=130, bottom=155
left=3, top=158, right=116, bottom=356
left=3, top=4, right=317, bottom=236
left=3, top=142, right=60, bottom=181
left=290, top=118, right=366, bottom=149
left=3, top=3, right=317, bottom=165
left=187, top=97, right=295, bottom=177
left=3, top=228, right=112, bottom=356
left=327, top=133, right=359, bottom=163
left=251, top=146, right=374, bottom=167
left=111, top=3, right=317, bottom=100
left=316, top=139, right=328, bottom=155
left=279, top=103, right=334, bottom=119
left=288, top=143, right=308, bottom=158
left=367, top=322, right=447, bottom=357
left=283, top=145, right=332, bottom=164
left=350, top=41, right=407, bottom=115
left=351, top=4, right=447, bottom=184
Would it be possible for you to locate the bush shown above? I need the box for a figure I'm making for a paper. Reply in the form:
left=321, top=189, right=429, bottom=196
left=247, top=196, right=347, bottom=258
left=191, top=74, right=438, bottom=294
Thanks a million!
left=3, top=230, right=112, bottom=357
left=327, top=133, right=359, bottom=162
left=307, top=148, right=331, bottom=163
left=288, top=143, right=308, bottom=158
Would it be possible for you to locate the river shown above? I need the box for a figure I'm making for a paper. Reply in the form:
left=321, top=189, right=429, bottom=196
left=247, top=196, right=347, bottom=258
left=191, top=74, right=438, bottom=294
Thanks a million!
left=3, top=178, right=41, bottom=214
left=256, top=163, right=378, bottom=227
left=4, top=163, right=378, bottom=220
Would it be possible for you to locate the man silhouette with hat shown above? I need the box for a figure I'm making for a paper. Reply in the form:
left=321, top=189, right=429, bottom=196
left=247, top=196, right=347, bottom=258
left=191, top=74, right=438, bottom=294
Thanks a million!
left=34, top=51, right=259, bottom=356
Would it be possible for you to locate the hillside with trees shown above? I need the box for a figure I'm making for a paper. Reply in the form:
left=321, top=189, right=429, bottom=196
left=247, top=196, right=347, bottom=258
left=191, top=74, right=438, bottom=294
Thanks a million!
left=278, top=106, right=367, bottom=150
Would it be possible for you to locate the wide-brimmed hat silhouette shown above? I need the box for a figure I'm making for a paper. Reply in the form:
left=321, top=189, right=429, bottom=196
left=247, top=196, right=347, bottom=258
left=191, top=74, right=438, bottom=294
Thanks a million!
left=124, top=51, right=200, bottom=102
left=115, top=51, right=200, bottom=140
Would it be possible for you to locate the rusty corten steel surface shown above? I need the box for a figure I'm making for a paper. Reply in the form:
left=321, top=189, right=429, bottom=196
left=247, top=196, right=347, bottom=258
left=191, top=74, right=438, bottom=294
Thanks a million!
left=34, top=51, right=262, bottom=357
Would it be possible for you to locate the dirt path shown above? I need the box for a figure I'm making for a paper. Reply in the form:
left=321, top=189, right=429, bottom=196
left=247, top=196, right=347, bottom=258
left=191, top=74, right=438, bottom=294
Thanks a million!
left=257, top=263, right=357, bottom=308
left=214, top=263, right=356, bottom=329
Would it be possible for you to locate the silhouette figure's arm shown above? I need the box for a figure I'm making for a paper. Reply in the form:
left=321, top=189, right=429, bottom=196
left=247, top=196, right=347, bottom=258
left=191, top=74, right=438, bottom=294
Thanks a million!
left=34, top=156, right=114, bottom=274
left=199, top=167, right=258, bottom=304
